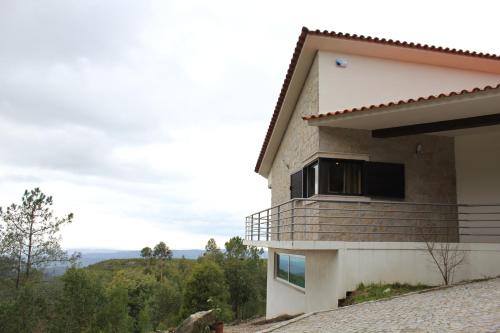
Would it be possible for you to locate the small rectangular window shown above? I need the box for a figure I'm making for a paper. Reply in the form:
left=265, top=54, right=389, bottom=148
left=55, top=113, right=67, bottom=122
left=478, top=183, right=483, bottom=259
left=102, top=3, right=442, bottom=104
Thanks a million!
left=276, top=253, right=305, bottom=288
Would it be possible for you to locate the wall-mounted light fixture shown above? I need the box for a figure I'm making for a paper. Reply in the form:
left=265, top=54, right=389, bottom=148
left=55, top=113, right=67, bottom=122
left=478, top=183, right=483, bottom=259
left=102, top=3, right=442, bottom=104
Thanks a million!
left=336, top=58, right=348, bottom=68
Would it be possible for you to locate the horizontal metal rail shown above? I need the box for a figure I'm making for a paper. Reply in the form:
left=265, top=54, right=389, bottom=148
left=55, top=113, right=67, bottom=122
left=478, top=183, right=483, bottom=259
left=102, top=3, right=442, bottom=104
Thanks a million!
left=244, top=198, right=500, bottom=243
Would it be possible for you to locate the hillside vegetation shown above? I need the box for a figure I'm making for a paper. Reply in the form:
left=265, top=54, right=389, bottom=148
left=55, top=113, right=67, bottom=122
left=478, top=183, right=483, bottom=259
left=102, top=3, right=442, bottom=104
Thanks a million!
left=0, top=237, right=266, bottom=332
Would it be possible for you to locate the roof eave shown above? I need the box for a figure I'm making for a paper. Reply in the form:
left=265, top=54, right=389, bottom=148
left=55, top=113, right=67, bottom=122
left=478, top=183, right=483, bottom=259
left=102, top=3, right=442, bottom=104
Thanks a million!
left=255, top=27, right=310, bottom=177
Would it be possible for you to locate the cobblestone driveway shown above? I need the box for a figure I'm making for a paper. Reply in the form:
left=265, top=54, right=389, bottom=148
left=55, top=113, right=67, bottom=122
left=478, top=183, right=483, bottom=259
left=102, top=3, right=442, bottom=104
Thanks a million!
left=268, top=278, right=500, bottom=333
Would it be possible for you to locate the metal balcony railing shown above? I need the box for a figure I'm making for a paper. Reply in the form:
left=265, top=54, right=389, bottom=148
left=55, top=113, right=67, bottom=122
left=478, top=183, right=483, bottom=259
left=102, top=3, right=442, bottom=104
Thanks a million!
left=244, top=198, right=500, bottom=243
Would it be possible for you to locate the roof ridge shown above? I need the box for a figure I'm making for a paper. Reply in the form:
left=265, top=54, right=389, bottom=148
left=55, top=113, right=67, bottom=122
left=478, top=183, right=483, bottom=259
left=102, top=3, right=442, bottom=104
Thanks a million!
left=303, top=83, right=500, bottom=121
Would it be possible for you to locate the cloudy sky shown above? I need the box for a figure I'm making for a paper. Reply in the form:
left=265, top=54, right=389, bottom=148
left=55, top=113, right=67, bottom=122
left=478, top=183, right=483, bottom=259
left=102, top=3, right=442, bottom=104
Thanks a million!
left=0, top=0, right=499, bottom=250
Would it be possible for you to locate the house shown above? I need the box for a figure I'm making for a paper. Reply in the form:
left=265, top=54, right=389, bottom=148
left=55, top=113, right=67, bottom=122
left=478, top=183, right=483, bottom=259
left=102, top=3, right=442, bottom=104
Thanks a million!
left=244, top=27, right=500, bottom=318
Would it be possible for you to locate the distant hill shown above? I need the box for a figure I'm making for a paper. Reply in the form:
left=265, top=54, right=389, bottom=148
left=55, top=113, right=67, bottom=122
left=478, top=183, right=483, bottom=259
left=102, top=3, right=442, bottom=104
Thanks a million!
left=72, top=249, right=204, bottom=267
left=43, top=249, right=205, bottom=276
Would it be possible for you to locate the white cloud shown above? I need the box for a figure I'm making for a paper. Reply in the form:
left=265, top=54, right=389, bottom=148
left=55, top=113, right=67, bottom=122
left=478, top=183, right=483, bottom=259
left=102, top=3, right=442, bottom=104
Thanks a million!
left=0, top=0, right=499, bottom=249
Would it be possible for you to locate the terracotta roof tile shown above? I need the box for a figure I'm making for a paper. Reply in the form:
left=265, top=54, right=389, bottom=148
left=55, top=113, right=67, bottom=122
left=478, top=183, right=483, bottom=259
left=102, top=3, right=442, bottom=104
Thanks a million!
left=307, top=30, right=500, bottom=59
left=254, top=27, right=500, bottom=173
left=302, top=83, right=500, bottom=121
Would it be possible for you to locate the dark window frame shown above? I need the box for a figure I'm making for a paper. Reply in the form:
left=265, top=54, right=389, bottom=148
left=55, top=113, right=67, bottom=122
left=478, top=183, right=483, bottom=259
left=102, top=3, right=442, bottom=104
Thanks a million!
left=290, top=157, right=405, bottom=200
left=303, top=161, right=318, bottom=198
left=290, top=170, right=303, bottom=199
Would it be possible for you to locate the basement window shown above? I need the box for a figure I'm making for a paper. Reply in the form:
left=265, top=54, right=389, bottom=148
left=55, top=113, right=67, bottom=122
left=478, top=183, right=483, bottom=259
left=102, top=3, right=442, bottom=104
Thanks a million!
left=276, top=253, right=305, bottom=288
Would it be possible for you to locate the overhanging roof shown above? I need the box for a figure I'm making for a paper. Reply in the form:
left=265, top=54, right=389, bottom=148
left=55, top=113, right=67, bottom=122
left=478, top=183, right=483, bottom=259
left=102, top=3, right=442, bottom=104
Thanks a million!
left=303, top=84, right=500, bottom=127
left=255, top=27, right=500, bottom=177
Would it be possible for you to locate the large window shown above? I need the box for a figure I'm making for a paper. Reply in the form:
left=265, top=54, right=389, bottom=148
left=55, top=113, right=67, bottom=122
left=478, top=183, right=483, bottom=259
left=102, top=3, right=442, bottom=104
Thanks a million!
left=290, top=158, right=405, bottom=199
left=276, top=253, right=305, bottom=288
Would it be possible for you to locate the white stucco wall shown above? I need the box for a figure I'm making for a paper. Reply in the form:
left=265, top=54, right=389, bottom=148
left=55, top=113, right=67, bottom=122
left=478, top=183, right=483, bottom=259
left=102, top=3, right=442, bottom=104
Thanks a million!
left=318, top=51, right=500, bottom=113
left=340, top=243, right=500, bottom=293
left=265, top=242, right=500, bottom=318
left=266, top=248, right=338, bottom=318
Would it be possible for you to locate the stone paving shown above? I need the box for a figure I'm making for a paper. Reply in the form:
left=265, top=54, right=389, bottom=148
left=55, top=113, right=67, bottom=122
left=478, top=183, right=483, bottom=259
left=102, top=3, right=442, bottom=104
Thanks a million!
left=268, top=278, right=500, bottom=333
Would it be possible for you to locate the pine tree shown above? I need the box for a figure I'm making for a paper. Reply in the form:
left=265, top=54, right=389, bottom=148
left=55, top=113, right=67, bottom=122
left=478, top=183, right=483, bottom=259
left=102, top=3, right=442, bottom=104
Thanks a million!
left=0, top=188, right=73, bottom=288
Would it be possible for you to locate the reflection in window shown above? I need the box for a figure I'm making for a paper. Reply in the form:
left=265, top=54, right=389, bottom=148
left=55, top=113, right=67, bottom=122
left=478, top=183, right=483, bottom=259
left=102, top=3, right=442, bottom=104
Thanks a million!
left=276, top=253, right=305, bottom=288
left=277, top=253, right=289, bottom=280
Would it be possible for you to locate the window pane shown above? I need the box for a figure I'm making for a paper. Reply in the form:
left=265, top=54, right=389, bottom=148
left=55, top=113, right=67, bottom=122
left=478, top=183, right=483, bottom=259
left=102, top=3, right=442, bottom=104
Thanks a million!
left=289, top=256, right=305, bottom=288
left=364, top=162, right=405, bottom=198
left=327, top=160, right=362, bottom=195
left=277, top=254, right=289, bottom=280
left=313, top=163, right=319, bottom=195
left=344, top=162, right=362, bottom=195
left=328, top=161, right=344, bottom=193
left=305, top=162, right=318, bottom=197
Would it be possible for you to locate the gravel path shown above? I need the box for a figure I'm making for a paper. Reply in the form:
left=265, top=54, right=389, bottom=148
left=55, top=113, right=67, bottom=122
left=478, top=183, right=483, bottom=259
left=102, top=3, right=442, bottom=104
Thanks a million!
left=268, top=278, right=500, bottom=333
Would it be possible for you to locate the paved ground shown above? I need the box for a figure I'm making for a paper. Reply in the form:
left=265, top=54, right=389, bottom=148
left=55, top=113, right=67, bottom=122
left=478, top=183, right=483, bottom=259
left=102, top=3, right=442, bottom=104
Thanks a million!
left=268, top=278, right=500, bottom=333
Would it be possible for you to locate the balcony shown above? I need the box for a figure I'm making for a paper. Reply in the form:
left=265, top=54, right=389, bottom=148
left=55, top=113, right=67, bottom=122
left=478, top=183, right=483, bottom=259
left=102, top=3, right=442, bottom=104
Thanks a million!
left=245, top=198, right=500, bottom=244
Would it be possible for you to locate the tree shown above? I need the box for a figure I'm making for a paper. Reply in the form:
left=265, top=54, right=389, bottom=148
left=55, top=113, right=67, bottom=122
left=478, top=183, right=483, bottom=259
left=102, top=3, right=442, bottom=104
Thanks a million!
left=52, top=268, right=106, bottom=333
left=178, top=255, right=189, bottom=274
left=153, top=242, right=172, bottom=282
left=109, top=269, right=156, bottom=332
left=137, top=305, right=153, bottom=333
left=418, top=224, right=466, bottom=285
left=147, top=280, right=182, bottom=329
left=224, top=236, right=263, bottom=260
left=0, top=188, right=73, bottom=288
left=0, top=283, right=49, bottom=333
left=224, top=237, right=246, bottom=259
left=153, top=242, right=172, bottom=261
left=223, top=237, right=264, bottom=320
left=223, top=258, right=253, bottom=320
left=103, top=286, right=133, bottom=333
left=182, top=260, right=231, bottom=321
left=423, top=240, right=466, bottom=285
left=140, top=247, right=153, bottom=274
left=204, top=238, right=221, bottom=255
left=140, top=247, right=152, bottom=259
left=203, top=238, right=224, bottom=264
